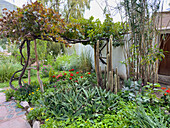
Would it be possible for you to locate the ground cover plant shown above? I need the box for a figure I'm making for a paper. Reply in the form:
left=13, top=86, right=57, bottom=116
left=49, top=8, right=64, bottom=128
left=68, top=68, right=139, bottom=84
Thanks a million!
left=4, top=69, right=170, bottom=127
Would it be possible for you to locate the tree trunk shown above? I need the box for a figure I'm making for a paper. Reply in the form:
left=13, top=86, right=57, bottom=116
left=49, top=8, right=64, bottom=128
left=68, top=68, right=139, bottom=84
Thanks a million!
left=28, top=59, right=31, bottom=85
left=96, top=40, right=103, bottom=87
left=94, top=43, right=97, bottom=73
left=34, top=39, right=44, bottom=92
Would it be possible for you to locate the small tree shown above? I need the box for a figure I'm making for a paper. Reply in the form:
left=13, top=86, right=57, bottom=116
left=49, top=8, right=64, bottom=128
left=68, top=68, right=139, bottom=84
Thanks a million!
left=0, top=1, right=67, bottom=92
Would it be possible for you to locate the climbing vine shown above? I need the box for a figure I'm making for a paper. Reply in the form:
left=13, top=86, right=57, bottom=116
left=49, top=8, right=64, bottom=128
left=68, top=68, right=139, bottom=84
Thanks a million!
left=0, top=1, right=127, bottom=91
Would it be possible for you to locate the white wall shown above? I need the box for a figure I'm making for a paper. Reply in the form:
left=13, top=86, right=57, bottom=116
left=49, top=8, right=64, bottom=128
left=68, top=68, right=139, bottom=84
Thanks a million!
left=66, top=43, right=127, bottom=79
left=0, top=46, right=3, bottom=52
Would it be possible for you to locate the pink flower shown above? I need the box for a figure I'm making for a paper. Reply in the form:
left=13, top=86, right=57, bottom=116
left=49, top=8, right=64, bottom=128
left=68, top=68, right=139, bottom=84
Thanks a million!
left=54, top=85, right=56, bottom=87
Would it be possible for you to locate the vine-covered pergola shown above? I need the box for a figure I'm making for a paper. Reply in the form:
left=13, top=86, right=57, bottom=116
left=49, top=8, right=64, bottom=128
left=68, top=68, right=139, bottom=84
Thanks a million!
left=0, top=1, right=125, bottom=92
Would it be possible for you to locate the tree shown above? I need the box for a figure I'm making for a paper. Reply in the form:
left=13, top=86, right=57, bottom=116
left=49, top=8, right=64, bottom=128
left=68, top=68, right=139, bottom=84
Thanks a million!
left=0, top=1, right=66, bottom=92
left=62, top=0, right=91, bottom=22
left=39, top=0, right=91, bottom=22
left=0, top=1, right=127, bottom=92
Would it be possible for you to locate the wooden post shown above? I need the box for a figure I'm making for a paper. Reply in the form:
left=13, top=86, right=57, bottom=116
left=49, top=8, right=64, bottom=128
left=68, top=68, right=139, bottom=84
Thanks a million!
left=96, top=40, right=103, bottom=87
left=107, top=54, right=110, bottom=82
left=94, top=43, right=97, bottom=73
left=115, top=68, right=118, bottom=94
left=114, top=74, right=117, bottom=94
left=34, top=39, right=44, bottom=93
left=28, top=59, right=31, bottom=85
left=104, top=66, right=107, bottom=88
left=109, top=35, right=113, bottom=72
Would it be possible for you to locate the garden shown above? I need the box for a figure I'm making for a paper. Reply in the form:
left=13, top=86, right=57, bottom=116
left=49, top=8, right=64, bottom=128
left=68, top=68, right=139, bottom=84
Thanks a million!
left=0, top=0, right=170, bottom=128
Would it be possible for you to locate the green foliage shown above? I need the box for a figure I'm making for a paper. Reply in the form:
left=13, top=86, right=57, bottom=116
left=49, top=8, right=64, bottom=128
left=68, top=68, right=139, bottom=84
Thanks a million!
left=54, top=53, right=79, bottom=71
left=5, top=89, right=15, bottom=101
left=121, top=79, right=142, bottom=101
left=41, top=102, right=169, bottom=128
left=0, top=1, right=66, bottom=42
left=77, top=50, right=92, bottom=72
left=12, top=83, right=41, bottom=105
left=0, top=55, right=22, bottom=83
left=142, top=82, right=162, bottom=103
left=27, top=107, right=47, bottom=121
left=6, top=70, right=168, bottom=127
left=135, top=105, right=169, bottom=128
left=40, top=65, right=53, bottom=78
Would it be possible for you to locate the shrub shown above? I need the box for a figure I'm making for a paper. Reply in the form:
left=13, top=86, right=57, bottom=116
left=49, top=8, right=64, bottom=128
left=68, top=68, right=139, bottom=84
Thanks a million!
left=54, top=52, right=79, bottom=71
left=77, top=50, right=92, bottom=72
left=40, top=65, right=53, bottom=78
left=0, top=55, right=22, bottom=83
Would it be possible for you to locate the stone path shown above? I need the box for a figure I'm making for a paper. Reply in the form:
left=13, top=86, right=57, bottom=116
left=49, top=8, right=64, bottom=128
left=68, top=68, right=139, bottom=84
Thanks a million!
left=0, top=92, right=31, bottom=128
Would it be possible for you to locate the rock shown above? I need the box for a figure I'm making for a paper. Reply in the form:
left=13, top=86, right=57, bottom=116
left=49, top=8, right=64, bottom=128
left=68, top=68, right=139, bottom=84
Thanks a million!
left=20, top=101, right=29, bottom=108
left=33, top=121, right=40, bottom=128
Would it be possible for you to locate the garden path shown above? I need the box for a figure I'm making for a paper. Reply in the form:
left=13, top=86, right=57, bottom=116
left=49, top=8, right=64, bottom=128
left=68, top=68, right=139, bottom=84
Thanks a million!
left=0, top=88, right=31, bottom=128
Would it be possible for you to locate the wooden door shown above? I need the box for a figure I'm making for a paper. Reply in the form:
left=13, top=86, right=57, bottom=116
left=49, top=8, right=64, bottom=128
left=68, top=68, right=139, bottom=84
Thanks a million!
left=158, top=34, right=170, bottom=76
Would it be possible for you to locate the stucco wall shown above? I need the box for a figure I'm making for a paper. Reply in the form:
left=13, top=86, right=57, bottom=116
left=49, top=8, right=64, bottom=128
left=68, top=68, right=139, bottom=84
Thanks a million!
left=66, top=43, right=127, bottom=79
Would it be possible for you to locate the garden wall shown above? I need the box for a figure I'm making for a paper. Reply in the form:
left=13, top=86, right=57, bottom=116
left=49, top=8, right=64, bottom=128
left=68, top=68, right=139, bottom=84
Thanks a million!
left=66, top=43, right=127, bottom=80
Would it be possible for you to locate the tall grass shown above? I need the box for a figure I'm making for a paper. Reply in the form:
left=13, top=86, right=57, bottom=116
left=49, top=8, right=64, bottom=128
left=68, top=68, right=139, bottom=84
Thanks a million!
left=0, top=55, right=22, bottom=83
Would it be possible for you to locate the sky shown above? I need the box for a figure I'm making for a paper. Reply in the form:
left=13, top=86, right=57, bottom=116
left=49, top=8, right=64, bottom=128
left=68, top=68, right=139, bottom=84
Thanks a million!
left=4, top=0, right=170, bottom=23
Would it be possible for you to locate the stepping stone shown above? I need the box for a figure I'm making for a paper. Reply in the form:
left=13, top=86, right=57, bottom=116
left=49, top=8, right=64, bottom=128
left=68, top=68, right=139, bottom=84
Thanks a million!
left=3, top=102, right=10, bottom=105
left=0, top=93, right=6, bottom=104
left=6, top=114, right=14, bottom=119
left=16, top=111, right=26, bottom=116
left=11, top=102, right=17, bottom=106
left=0, top=116, right=31, bottom=128
left=15, top=108, right=22, bottom=112
left=20, top=101, right=29, bottom=108
left=0, top=106, right=8, bottom=119
left=33, top=121, right=40, bottom=128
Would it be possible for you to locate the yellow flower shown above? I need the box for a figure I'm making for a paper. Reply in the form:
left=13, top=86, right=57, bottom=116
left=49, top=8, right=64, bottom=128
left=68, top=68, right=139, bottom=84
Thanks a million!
left=38, top=88, right=40, bottom=90
left=36, top=90, right=38, bottom=91
left=45, top=119, right=49, bottom=121
left=30, top=108, right=34, bottom=111
left=29, top=94, right=31, bottom=95
left=85, top=121, right=87, bottom=123
left=32, top=92, right=34, bottom=94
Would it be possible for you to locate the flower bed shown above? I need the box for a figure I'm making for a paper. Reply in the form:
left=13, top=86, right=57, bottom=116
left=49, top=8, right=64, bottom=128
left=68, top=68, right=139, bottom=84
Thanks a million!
left=5, top=70, right=170, bottom=127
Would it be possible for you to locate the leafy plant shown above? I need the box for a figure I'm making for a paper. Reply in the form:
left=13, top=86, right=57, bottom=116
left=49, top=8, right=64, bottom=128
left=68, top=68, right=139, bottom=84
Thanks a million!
left=54, top=52, right=79, bottom=71
left=77, top=50, right=92, bottom=72
left=0, top=55, right=22, bottom=82
left=40, top=65, right=53, bottom=78
left=5, top=89, right=15, bottom=101
left=135, top=105, right=169, bottom=128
